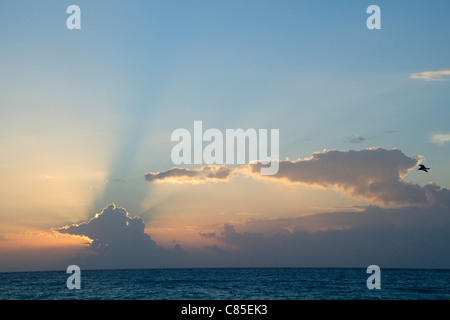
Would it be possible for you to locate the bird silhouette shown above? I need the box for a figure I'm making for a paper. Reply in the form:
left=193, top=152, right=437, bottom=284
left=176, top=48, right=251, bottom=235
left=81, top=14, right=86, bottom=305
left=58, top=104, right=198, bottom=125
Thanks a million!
left=418, top=164, right=430, bottom=173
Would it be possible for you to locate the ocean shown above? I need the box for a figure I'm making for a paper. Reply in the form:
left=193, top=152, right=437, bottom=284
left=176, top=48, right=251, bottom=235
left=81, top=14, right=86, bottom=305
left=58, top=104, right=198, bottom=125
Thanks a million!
left=0, top=268, right=449, bottom=300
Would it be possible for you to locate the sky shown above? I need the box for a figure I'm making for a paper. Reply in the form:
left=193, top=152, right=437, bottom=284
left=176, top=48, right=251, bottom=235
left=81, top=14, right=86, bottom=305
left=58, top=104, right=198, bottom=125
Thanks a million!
left=1, top=0, right=450, bottom=272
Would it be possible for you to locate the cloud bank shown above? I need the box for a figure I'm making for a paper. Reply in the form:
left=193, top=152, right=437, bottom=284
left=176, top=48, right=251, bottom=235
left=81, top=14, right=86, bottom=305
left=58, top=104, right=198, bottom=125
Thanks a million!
left=199, top=204, right=450, bottom=268
left=247, top=148, right=443, bottom=207
left=146, top=148, right=437, bottom=207
left=51, top=201, right=450, bottom=269
left=48, top=147, right=450, bottom=269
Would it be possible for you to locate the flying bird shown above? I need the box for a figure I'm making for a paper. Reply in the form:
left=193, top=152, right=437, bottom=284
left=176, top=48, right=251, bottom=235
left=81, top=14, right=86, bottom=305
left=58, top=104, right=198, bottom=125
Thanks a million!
left=418, top=164, right=430, bottom=173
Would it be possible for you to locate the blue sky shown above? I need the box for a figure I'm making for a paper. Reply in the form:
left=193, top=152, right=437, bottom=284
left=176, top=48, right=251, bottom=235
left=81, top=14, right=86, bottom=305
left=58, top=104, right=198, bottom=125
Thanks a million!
left=1, top=1, right=450, bottom=271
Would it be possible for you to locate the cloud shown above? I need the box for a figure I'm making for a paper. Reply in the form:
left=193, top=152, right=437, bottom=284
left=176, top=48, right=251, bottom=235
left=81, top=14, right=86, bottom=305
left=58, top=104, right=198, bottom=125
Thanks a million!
left=54, top=204, right=179, bottom=269
left=138, top=147, right=450, bottom=268
left=347, top=134, right=367, bottom=144
left=410, top=69, right=450, bottom=81
left=55, top=203, right=154, bottom=249
left=48, top=195, right=450, bottom=269
left=147, top=148, right=433, bottom=207
left=144, top=165, right=235, bottom=183
left=247, top=148, right=432, bottom=206
left=199, top=232, right=217, bottom=238
left=200, top=205, right=450, bottom=268
left=430, top=133, right=450, bottom=146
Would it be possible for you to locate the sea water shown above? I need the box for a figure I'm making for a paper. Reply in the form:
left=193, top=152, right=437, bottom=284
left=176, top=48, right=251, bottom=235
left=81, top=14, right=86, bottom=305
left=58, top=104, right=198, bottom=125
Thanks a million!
left=0, top=268, right=449, bottom=300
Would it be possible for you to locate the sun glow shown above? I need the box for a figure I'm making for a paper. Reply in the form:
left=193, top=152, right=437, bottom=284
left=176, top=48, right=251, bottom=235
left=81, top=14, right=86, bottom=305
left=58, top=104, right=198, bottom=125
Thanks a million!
left=0, top=231, right=92, bottom=250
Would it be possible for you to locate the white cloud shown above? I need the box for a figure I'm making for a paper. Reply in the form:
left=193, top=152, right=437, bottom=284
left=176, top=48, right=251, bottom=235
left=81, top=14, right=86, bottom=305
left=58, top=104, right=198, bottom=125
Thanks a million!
left=410, top=69, right=450, bottom=81
left=430, top=133, right=450, bottom=146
